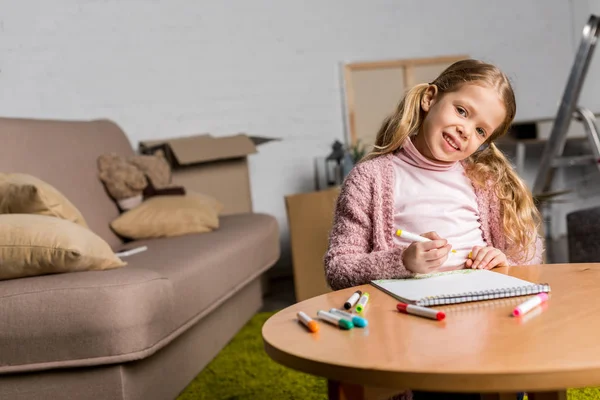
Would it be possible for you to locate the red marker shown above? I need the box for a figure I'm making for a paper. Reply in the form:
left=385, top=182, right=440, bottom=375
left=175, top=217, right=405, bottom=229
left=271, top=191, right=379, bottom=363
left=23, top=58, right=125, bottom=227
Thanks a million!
left=397, top=302, right=445, bottom=321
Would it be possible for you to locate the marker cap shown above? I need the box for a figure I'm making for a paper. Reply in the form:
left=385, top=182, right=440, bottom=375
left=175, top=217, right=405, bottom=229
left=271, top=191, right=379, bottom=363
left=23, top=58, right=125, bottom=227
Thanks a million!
left=355, top=292, right=370, bottom=313
left=338, top=319, right=353, bottom=330
left=306, top=321, right=319, bottom=332
left=512, top=293, right=549, bottom=316
left=351, top=316, right=368, bottom=327
left=537, top=292, right=549, bottom=302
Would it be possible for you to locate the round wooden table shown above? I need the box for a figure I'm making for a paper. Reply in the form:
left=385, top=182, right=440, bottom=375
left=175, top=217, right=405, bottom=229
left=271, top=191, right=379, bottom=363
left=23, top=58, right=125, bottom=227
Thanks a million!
left=262, top=264, right=600, bottom=400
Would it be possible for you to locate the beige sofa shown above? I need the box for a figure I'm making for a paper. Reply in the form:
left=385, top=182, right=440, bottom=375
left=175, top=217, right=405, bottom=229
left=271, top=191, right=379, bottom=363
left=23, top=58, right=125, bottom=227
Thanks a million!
left=0, top=117, right=280, bottom=399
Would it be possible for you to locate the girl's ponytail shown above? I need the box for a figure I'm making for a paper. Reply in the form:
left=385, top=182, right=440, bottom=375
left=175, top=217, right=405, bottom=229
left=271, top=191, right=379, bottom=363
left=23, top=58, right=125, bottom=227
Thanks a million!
left=363, top=83, right=429, bottom=161
left=465, top=143, right=542, bottom=263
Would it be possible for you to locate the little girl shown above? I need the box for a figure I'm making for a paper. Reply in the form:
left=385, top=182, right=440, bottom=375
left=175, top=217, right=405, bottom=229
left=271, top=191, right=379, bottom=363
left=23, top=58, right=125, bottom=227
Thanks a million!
left=324, top=59, right=544, bottom=399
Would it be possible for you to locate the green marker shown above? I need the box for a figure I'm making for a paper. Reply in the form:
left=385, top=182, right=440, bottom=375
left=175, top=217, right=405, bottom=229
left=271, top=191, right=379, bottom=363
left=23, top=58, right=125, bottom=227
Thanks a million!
left=317, top=310, right=353, bottom=330
left=355, top=292, right=370, bottom=313
left=329, top=308, right=368, bottom=328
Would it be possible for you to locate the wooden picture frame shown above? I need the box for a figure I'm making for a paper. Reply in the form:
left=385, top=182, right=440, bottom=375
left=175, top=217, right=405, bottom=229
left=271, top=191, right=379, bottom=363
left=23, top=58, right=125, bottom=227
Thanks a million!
left=342, top=55, right=469, bottom=148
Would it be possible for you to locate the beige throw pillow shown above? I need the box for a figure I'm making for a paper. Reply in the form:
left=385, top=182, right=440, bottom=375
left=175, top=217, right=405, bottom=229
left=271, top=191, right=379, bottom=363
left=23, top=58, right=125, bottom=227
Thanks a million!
left=110, top=192, right=223, bottom=239
left=0, top=214, right=126, bottom=281
left=0, top=173, right=88, bottom=228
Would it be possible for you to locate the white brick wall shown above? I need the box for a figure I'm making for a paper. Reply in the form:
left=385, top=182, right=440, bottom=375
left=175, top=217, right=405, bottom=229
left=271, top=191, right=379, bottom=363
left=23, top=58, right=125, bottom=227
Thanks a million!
left=0, top=0, right=584, bottom=271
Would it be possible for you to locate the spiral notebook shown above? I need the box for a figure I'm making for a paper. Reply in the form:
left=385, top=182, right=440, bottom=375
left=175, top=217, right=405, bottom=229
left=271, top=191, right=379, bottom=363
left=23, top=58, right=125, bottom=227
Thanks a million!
left=371, top=269, right=551, bottom=306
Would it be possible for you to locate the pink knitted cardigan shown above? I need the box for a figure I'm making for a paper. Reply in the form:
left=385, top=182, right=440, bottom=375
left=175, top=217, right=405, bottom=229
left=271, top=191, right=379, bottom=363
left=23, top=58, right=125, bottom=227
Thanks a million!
left=324, top=153, right=544, bottom=291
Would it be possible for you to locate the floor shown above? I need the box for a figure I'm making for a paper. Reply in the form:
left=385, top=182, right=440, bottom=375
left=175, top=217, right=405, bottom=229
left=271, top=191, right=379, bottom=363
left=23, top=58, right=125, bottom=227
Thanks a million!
left=260, top=235, right=571, bottom=312
left=261, top=275, right=296, bottom=312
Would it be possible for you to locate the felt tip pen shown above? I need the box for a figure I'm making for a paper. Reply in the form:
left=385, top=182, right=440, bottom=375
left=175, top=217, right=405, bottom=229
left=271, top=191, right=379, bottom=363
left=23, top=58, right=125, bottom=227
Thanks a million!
left=355, top=292, right=370, bottom=313
left=115, top=245, right=148, bottom=258
left=512, top=293, right=549, bottom=317
left=397, top=302, right=446, bottom=321
left=317, top=310, right=354, bottom=330
left=297, top=311, right=319, bottom=332
left=395, top=229, right=456, bottom=253
left=329, top=308, right=368, bottom=328
left=344, top=290, right=362, bottom=310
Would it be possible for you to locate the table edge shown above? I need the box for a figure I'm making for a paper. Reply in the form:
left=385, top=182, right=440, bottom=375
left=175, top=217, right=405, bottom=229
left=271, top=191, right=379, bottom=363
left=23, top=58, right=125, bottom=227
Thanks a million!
left=264, top=334, right=600, bottom=391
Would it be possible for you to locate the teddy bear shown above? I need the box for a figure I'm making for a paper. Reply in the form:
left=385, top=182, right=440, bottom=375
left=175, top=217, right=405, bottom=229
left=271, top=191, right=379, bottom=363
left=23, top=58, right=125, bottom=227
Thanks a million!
left=97, top=151, right=185, bottom=211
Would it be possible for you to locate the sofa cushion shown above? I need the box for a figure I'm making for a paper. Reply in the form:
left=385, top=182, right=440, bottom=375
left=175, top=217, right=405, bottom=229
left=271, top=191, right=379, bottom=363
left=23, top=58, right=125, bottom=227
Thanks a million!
left=109, top=192, right=223, bottom=239
left=0, top=213, right=279, bottom=373
left=0, top=266, right=174, bottom=373
left=0, top=173, right=89, bottom=228
left=0, top=118, right=136, bottom=249
left=0, top=214, right=125, bottom=281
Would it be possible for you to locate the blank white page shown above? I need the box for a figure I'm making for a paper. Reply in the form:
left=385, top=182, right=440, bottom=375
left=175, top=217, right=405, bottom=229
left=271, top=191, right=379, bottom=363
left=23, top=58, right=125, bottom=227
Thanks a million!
left=371, top=270, right=538, bottom=303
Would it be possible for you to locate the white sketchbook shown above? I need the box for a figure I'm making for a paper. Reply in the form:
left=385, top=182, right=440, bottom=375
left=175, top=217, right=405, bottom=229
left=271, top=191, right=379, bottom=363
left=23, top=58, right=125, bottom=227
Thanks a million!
left=371, top=269, right=551, bottom=306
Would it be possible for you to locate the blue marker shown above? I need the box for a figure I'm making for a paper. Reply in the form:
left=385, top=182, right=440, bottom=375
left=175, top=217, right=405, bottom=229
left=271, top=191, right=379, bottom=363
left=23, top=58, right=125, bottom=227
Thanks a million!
left=329, top=308, right=368, bottom=328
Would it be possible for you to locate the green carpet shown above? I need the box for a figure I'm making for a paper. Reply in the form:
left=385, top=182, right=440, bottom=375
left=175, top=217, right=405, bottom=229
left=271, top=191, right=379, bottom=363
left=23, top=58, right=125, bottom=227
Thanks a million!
left=177, top=311, right=327, bottom=400
left=176, top=311, right=598, bottom=400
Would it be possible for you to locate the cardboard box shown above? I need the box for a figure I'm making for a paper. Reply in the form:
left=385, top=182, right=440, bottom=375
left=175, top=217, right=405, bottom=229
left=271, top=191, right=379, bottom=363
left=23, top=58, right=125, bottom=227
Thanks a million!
left=139, top=134, right=275, bottom=215
left=285, top=187, right=340, bottom=302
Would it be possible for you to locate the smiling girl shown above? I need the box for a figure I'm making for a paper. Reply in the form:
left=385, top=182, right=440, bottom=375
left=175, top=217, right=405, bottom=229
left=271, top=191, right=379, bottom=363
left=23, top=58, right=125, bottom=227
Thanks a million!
left=325, top=59, right=544, bottom=290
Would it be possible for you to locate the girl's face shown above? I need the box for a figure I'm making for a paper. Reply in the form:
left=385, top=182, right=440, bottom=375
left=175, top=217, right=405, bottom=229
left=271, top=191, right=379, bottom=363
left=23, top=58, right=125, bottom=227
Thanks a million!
left=413, top=83, right=506, bottom=164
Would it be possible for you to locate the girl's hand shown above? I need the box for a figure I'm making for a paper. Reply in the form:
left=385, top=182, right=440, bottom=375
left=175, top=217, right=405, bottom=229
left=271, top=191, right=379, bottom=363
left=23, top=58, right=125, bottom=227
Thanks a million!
left=402, top=231, right=452, bottom=274
left=465, top=246, right=508, bottom=270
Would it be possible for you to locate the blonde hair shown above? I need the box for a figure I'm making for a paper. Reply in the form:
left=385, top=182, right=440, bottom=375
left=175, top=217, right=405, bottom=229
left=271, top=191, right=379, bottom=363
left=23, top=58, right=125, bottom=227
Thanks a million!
left=364, top=59, right=541, bottom=263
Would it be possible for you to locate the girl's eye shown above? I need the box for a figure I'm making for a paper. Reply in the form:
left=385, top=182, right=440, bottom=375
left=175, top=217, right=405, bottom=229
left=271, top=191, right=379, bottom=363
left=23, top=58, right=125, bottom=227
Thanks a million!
left=476, top=127, right=486, bottom=137
left=456, top=107, right=467, bottom=116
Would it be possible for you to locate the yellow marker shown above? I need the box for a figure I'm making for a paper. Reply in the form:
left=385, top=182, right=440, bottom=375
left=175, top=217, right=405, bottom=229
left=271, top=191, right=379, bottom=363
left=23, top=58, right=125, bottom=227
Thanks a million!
left=395, top=229, right=456, bottom=253
left=355, top=292, right=370, bottom=313
left=468, top=251, right=472, bottom=259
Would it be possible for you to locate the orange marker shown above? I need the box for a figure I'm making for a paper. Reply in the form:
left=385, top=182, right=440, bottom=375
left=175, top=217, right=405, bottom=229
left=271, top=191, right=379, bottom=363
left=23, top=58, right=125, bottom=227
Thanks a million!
left=297, top=311, right=319, bottom=332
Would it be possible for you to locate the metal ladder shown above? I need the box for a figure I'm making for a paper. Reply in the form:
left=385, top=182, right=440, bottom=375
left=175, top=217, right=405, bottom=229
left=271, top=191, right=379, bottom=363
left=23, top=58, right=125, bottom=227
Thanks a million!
left=533, top=15, right=600, bottom=198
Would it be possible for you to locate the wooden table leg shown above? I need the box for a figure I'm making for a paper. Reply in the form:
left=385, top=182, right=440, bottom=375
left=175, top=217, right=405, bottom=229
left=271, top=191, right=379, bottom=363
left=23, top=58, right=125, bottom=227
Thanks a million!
left=328, top=380, right=365, bottom=400
left=480, top=394, right=520, bottom=400
left=327, top=380, right=405, bottom=400
left=481, top=391, right=567, bottom=400
left=528, top=391, right=567, bottom=400
left=328, top=385, right=566, bottom=400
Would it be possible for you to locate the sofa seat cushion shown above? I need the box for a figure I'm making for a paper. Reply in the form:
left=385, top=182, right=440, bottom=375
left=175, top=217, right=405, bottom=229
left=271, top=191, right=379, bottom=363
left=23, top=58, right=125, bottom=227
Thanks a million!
left=0, top=213, right=279, bottom=373
left=122, top=212, right=280, bottom=332
left=0, top=267, right=174, bottom=373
